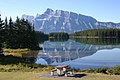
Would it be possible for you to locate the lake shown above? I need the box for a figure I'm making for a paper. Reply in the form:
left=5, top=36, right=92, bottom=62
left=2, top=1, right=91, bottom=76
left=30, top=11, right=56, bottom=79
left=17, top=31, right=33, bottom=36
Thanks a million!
left=35, top=39, right=120, bottom=69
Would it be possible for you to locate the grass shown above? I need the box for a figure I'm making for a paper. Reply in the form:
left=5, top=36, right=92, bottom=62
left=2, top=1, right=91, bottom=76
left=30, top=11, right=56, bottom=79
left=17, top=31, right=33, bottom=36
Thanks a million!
left=3, top=48, right=30, bottom=53
left=78, top=72, right=120, bottom=80
left=0, top=63, right=120, bottom=80
left=0, top=72, right=43, bottom=80
left=0, top=53, right=53, bottom=72
left=0, top=63, right=53, bottom=72
left=3, top=48, right=38, bottom=57
left=0, top=72, right=120, bottom=80
left=73, top=66, right=120, bottom=75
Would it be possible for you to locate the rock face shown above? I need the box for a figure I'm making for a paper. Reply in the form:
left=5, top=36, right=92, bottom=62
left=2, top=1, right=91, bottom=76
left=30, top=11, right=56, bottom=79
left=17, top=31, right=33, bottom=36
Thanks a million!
left=21, top=14, right=34, bottom=23
left=22, top=8, right=120, bottom=34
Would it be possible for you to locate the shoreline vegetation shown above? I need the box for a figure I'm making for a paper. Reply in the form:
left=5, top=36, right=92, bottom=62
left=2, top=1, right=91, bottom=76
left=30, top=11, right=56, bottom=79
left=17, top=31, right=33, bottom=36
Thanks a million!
left=3, top=48, right=39, bottom=58
left=70, top=29, right=120, bottom=45
left=70, top=29, right=120, bottom=38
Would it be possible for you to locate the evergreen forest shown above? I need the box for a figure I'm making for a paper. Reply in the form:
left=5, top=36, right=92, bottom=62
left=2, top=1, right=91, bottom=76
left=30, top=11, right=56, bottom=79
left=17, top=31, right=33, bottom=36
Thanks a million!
left=0, top=14, right=47, bottom=52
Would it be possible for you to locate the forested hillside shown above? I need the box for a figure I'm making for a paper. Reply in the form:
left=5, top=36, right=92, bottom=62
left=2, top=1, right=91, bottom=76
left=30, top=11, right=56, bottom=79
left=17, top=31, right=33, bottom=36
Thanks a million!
left=71, top=29, right=120, bottom=38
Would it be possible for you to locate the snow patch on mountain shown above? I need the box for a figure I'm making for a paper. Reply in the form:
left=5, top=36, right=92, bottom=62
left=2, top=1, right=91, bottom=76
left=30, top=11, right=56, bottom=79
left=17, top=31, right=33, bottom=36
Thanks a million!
left=22, top=8, right=120, bottom=34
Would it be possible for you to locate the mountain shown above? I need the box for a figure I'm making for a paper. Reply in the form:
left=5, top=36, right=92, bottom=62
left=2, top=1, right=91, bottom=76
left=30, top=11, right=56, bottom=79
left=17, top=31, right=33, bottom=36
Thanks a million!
left=22, top=8, right=120, bottom=34
left=21, top=14, right=34, bottom=23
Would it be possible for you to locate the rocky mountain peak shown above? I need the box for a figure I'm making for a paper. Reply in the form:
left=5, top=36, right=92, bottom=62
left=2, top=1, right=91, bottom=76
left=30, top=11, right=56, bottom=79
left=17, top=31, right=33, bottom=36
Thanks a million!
left=22, top=8, right=120, bottom=34
left=44, top=8, right=54, bottom=15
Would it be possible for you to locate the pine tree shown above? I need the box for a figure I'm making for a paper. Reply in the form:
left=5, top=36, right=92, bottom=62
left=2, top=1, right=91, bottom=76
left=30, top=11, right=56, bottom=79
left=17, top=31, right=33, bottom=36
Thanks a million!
left=7, top=17, right=15, bottom=48
left=2, top=17, right=8, bottom=48
left=0, top=14, right=4, bottom=53
left=1, top=16, right=41, bottom=50
left=14, top=17, right=21, bottom=48
left=4, top=17, right=8, bottom=29
left=9, top=17, right=14, bottom=29
left=30, top=25, right=40, bottom=50
left=15, top=16, right=21, bottom=30
left=0, top=14, right=4, bottom=30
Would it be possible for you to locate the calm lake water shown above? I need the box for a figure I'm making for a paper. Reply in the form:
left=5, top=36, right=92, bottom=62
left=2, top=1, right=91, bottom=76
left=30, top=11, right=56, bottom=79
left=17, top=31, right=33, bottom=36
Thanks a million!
left=35, top=39, right=120, bottom=69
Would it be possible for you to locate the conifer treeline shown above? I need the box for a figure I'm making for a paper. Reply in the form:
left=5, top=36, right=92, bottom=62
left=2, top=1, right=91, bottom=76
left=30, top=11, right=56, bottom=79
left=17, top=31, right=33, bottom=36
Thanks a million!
left=49, top=32, right=69, bottom=39
left=0, top=15, right=44, bottom=51
left=71, top=29, right=120, bottom=38
left=49, top=32, right=69, bottom=42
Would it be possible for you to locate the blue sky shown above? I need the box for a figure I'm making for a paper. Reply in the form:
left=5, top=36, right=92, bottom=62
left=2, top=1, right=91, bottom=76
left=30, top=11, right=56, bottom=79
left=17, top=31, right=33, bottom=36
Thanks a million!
left=0, top=0, right=120, bottom=22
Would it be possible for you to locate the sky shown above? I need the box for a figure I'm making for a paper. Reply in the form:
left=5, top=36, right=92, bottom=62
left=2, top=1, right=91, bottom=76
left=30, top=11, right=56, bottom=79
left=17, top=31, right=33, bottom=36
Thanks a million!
left=81, top=48, right=120, bottom=61
left=0, top=0, right=120, bottom=23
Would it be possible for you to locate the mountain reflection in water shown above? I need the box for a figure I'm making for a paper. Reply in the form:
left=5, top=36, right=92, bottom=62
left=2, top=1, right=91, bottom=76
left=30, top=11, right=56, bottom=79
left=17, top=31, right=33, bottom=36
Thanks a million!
left=35, top=39, right=120, bottom=69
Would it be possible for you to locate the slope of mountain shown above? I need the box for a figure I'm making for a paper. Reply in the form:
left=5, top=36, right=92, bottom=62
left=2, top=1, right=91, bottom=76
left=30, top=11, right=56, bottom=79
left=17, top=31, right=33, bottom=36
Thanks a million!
left=21, top=14, right=34, bottom=23
left=22, top=8, right=120, bottom=34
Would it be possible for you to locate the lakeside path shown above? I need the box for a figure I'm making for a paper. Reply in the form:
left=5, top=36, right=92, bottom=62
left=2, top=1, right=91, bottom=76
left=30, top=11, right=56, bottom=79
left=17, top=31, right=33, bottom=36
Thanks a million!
left=0, top=72, right=120, bottom=80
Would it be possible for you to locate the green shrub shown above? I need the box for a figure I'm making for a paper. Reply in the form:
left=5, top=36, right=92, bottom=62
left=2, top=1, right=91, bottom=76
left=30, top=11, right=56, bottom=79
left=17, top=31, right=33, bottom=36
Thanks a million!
left=106, top=69, right=113, bottom=75
left=86, top=69, right=95, bottom=73
left=107, top=65, right=120, bottom=75
left=95, top=68, right=108, bottom=74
